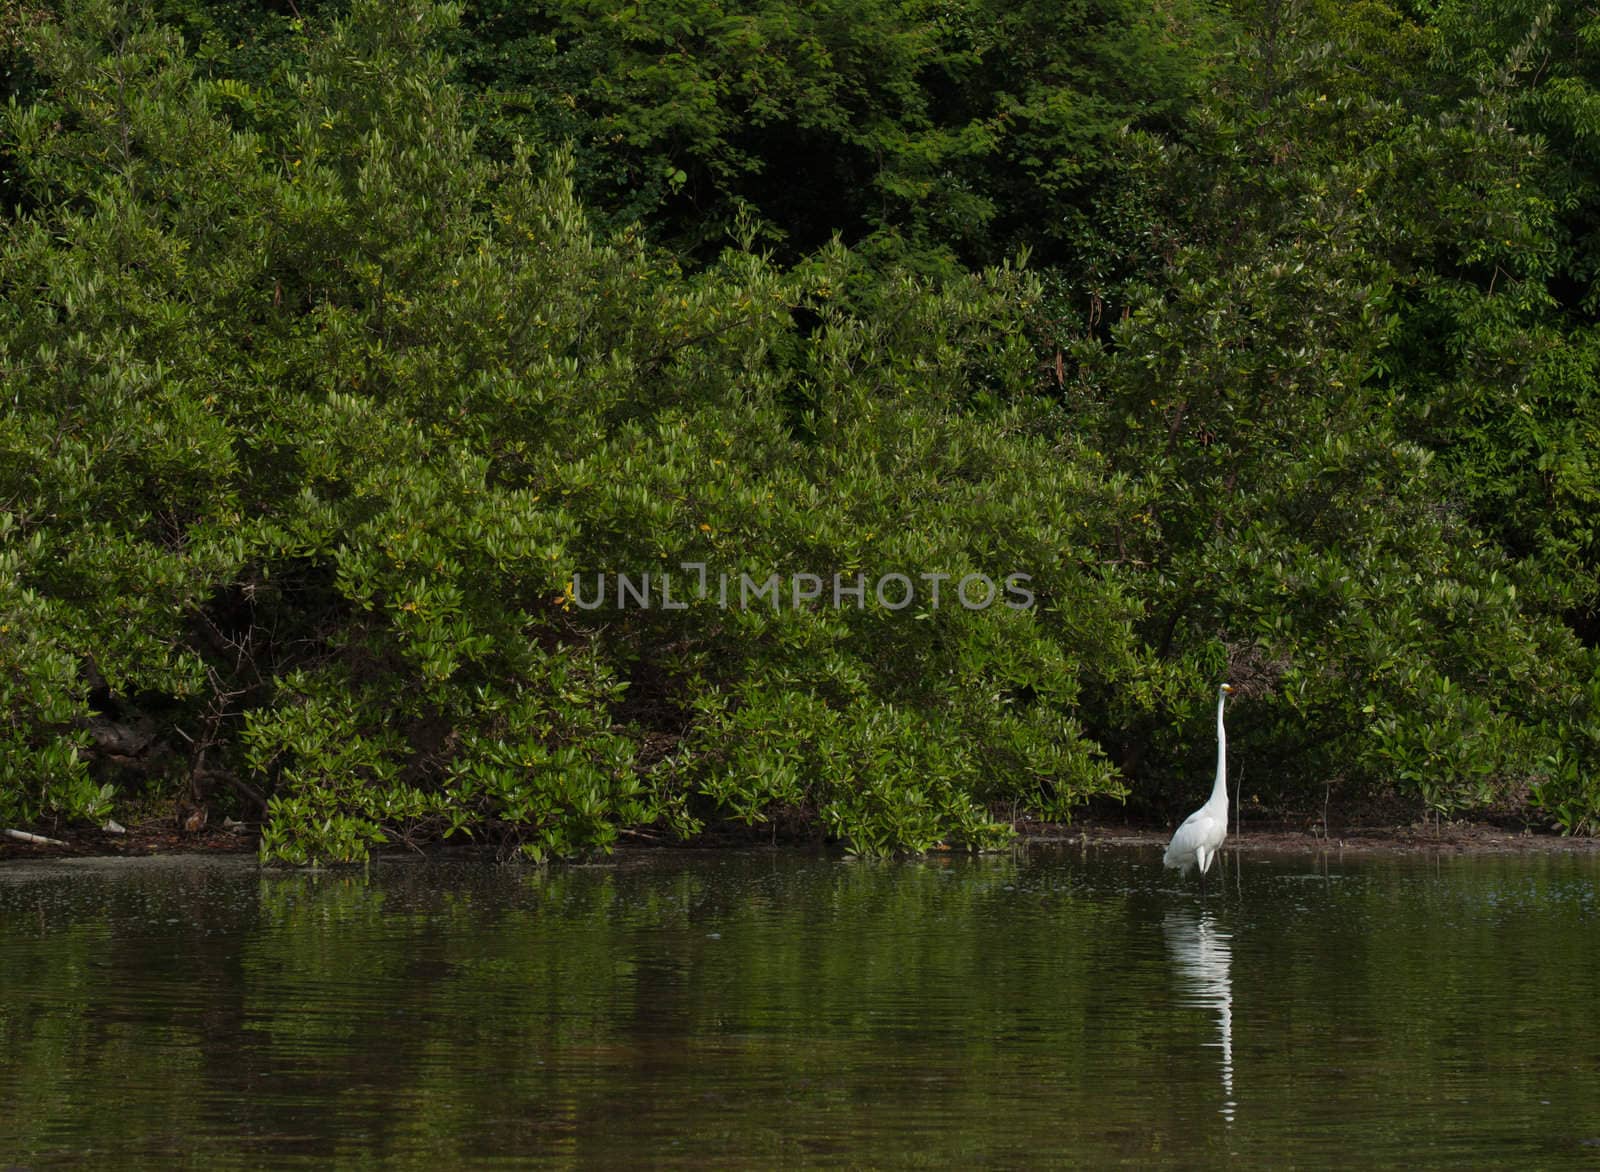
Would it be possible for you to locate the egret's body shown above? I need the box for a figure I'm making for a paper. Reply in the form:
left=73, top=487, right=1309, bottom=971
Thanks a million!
left=1164, top=684, right=1234, bottom=882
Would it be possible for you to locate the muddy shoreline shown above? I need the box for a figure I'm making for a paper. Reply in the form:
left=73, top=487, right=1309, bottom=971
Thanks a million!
left=1022, top=819, right=1600, bottom=858
left=3, top=815, right=1597, bottom=863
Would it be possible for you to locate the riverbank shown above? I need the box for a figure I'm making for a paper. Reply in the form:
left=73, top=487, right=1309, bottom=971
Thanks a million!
left=1020, top=819, right=1600, bottom=858
left=3, top=815, right=1597, bottom=863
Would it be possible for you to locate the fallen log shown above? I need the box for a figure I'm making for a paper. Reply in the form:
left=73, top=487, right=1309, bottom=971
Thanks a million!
left=4, top=828, right=68, bottom=847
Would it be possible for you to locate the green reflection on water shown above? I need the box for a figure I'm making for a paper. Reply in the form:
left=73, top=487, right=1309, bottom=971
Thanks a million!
left=2, top=848, right=1599, bottom=1167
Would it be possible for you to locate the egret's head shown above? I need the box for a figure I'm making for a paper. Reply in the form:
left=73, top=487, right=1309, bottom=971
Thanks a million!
left=1220, top=683, right=1234, bottom=695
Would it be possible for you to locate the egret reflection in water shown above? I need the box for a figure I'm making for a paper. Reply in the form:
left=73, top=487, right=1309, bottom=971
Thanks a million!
left=1164, top=909, right=1236, bottom=1121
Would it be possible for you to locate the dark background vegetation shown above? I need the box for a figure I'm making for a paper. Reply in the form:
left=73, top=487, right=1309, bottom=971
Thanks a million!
left=2, top=0, right=1598, bottom=860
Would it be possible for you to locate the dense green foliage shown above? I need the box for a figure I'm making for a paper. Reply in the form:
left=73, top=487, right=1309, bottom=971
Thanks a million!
left=2, top=0, right=1599, bottom=860
left=448, top=0, right=1218, bottom=270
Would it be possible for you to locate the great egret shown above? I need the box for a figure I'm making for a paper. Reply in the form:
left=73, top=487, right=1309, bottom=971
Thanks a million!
left=1163, top=683, right=1234, bottom=887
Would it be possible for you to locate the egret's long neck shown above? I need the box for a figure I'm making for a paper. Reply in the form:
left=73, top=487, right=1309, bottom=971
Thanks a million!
left=1210, top=693, right=1229, bottom=806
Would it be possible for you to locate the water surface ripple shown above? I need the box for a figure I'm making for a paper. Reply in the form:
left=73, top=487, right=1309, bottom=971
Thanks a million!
left=2, top=847, right=1598, bottom=1167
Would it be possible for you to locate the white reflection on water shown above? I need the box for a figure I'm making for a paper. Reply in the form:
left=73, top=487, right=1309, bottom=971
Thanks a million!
left=1164, top=910, right=1235, bottom=1122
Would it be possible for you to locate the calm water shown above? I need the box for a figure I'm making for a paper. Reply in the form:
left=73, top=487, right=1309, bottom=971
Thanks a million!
left=2, top=846, right=1599, bottom=1167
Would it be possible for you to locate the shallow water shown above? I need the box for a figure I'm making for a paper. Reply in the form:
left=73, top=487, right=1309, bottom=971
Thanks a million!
left=2, top=846, right=1599, bottom=1167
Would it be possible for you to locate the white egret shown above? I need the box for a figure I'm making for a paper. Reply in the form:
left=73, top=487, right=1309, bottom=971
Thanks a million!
left=1163, top=683, right=1234, bottom=887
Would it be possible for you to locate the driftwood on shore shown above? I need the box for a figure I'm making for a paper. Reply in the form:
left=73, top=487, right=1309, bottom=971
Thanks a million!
left=4, top=828, right=68, bottom=847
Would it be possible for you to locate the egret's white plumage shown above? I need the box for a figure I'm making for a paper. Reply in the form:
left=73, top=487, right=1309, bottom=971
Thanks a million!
left=1164, top=683, right=1234, bottom=880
